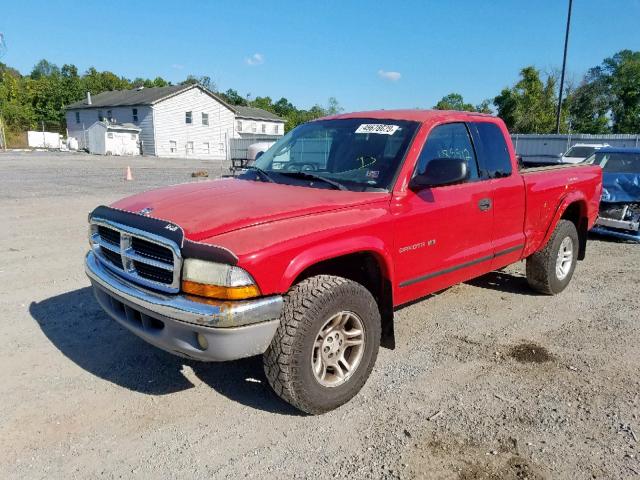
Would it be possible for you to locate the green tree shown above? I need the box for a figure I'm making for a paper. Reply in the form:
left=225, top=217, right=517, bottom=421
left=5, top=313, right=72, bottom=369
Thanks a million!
left=326, top=96, right=343, bottom=115
left=601, top=50, right=640, bottom=133
left=434, top=93, right=475, bottom=111
left=566, top=71, right=610, bottom=133
left=251, top=96, right=274, bottom=111
left=494, top=66, right=559, bottom=133
left=219, top=88, right=247, bottom=106
left=273, top=97, right=295, bottom=117
left=30, top=59, right=60, bottom=79
left=434, top=93, right=491, bottom=113
left=152, top=76, right=169, bottom=87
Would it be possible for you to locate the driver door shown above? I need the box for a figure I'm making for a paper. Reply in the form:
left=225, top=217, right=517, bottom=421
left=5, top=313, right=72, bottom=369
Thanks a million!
left=393, top=122, right=494, bottom=305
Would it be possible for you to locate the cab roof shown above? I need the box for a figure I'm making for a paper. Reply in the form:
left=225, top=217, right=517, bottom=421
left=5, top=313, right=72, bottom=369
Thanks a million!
left=320, top=109, right=496, bottom=123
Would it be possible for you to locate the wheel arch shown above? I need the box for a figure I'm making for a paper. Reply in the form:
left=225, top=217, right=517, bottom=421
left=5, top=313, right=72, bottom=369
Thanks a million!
left=542, top=194, right=589, bottom=261
left=279, top=239, right=396, bottom=349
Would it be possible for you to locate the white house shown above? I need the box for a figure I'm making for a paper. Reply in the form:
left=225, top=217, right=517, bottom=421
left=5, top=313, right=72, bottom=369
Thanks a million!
left=65, top=84, right=285, bottom=159
left=86, top=121, right=140, bottom=156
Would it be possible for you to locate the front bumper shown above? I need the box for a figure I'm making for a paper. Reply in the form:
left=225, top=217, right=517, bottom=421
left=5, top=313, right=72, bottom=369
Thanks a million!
left=85, top=251, right=283, bottom=361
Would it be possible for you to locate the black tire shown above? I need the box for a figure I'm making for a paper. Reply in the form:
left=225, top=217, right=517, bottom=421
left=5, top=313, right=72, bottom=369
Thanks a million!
left=263, top=275, right=381, bottom=414
left=526, top=219, right=579, bottom=295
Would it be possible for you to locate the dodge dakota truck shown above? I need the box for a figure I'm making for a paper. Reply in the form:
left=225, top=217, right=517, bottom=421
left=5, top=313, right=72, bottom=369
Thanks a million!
left=85, top=110, right=602, bottom=414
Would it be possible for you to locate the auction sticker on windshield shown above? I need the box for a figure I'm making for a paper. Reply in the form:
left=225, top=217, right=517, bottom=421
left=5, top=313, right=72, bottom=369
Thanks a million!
left=355, top=124, right=400, bottom=135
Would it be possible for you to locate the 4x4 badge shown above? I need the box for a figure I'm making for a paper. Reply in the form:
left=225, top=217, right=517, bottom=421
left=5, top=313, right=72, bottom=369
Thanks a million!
left=165, top=224, right=179, bottom=231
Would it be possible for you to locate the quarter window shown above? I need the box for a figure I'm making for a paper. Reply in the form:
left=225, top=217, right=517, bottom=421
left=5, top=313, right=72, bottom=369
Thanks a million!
left=415, top=123, right=479, bottom=181
left=471, top=122, right=512, bottom=178
left=185, top=111, right=192, bottom=124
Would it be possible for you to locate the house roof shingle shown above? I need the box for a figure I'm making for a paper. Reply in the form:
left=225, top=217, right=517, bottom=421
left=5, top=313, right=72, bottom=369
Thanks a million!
left=65, top=84, right=284, bottom=122
left=234, top=106, right=284, bottom=122
left=66, top=85, right=191, bottom=109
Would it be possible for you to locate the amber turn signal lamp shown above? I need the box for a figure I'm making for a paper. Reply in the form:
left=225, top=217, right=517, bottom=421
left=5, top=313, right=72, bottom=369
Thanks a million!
left=182, top=280, right=261, bottom=300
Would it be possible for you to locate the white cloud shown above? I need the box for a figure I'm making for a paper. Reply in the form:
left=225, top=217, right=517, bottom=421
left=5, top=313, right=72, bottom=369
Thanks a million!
left=245, top=53, right=265, bottom=66
left=378, top=69, right=401, bottom=82
left=171, top=64, right=184, bottom=70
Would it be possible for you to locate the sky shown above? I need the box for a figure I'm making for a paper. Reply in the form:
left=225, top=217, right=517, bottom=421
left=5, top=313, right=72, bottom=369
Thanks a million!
left=1, top=0, right=639, bottom=112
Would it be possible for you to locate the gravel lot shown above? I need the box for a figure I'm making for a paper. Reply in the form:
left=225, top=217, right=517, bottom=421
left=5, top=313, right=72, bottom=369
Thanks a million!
left=1, top=151, right=639, bottom=479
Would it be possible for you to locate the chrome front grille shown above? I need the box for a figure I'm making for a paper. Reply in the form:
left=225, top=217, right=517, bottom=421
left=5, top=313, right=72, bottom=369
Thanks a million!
left=89, top=219, right=182, bottom=293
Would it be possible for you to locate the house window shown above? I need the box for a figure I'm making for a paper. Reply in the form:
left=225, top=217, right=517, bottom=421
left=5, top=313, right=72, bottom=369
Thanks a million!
left=202, top=113, right=209, bottom=126
left=203, top=142, right=210, bottom=154
left=186, top=141, right=194, bottom=154
left=185, top=111, right=192, bottom=124
left=219, top=142, right=225, bottom=153
left=169, top=140, right=177, bottom=153
left=251, top=122, right=257, bottom=133
left=98, top=110, right=104, bottom=121
left=75, top=111, right=80, bottom=124
left=132, top=108, right=138, bottom=122
left=107, top=110, right=113, bottom=121
left=273, top=124, right=279, bottom=134
left=261, top=123, right=266, bottom=133
left=107, top=132, right=114, bottom=139
left=237, top=120, right=242, bottom=132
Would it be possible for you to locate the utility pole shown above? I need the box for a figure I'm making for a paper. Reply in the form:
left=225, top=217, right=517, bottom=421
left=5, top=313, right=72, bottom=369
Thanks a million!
left=555, top=0, right=573, bottom=134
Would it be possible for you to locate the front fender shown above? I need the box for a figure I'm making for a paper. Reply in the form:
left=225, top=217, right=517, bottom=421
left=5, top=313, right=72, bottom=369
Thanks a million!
left=278, top=235, right=395, bottom=292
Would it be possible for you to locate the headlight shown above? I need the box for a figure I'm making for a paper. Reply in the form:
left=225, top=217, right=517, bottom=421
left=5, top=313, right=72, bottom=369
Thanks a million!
left=181, top=259, right=260, bottom=300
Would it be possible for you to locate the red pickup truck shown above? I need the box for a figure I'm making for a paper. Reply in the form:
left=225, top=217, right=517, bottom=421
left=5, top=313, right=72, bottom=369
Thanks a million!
left=85, top=110, right=602, bottom=414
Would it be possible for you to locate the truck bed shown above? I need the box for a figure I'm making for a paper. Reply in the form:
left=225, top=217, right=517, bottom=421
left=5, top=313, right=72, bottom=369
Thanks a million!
left=521, top=163, right=602, bottom=257
left=520, top=163, right=589, bottom=174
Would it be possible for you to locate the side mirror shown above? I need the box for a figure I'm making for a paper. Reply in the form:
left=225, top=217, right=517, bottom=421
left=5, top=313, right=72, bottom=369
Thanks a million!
left=410, top=158, right=468, bottom=190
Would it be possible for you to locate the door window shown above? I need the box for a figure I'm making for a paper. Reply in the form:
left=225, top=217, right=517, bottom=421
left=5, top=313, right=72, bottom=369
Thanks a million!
left=415, top=123, right=479, bottom=180
left=471, top=122, right=512, bottom=178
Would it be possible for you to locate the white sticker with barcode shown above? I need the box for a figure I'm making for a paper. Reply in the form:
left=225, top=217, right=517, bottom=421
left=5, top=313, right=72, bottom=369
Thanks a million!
left=355, top=124, right=400, bottom=135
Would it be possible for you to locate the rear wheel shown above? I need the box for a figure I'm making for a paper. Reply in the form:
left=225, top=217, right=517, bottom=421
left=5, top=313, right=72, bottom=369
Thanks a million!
left=263, top=275, right=381, bottom=414
left=526, top=219, right=579, bottom=295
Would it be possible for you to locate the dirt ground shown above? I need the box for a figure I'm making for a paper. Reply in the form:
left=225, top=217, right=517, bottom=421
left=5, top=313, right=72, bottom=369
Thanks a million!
left=1, top=151, right=639, bottom=479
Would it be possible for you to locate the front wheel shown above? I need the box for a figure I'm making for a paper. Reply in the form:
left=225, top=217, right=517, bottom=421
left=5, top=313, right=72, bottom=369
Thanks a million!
left=526, top=219, right=579, bottom=295
left=263, top=275, right=381, bottom=414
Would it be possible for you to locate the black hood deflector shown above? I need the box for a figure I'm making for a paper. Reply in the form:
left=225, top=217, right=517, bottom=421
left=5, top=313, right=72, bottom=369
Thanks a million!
left=89, top=205, right=238, bottom=265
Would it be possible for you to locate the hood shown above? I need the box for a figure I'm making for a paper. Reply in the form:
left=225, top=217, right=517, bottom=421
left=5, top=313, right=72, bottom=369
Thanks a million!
left=111, top=178, right=388, bottom=241
left=601, top=172, right=640, bottom=203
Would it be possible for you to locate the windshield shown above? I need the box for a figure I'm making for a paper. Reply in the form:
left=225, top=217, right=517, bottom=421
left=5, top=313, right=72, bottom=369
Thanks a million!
left=586, top=152, right=640, bottom=173
left=238, top=118, right=419, bottom=191
left=564, top=146, right=597, bottom=158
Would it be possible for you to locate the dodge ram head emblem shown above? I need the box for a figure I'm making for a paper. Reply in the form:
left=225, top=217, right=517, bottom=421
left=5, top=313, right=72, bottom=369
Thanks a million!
left=138, top=207, right=154, bottom=216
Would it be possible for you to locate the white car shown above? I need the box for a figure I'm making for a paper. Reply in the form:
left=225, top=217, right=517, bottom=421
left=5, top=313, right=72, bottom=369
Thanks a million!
left=561, top=143, right=609, bottom=164
left=247, top=141, right=276, bottom=162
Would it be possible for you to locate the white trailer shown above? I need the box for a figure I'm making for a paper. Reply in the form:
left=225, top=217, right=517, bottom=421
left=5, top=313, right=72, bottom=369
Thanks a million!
left=87, top=122, right=141, bottom=156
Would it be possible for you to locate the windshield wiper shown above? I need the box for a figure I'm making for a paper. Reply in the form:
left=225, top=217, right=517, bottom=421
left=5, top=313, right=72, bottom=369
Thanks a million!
left=278, top=171, right=348, bottom=191
left=243, top=166, right=276, bottom=183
